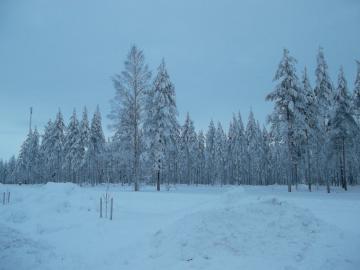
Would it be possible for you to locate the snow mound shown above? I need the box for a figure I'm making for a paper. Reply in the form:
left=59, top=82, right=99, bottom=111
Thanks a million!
left=42, top=182, right=78, bottom=195
left=149, top=197, right=323, bottom=269
left=221, top=186, right=246, bottom=204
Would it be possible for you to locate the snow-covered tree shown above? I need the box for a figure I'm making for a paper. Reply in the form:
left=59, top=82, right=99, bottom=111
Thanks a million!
left=63, top=110, right=83, bottom=182
left=196, top=130, right=206, bottom=185
left=80, top=107, right=90, bottom=151
left=214, top=122, right=227, bottom=185
left=15, top=128, right=40, bottom=184
left=330, top=67, right=359, bottom=190
left=352, top=60, right=360, bottom=124
left=144, top=59, right=178, bottom=191
left=179, top=113, right=197, bottom=185
left=109, top=45, right=151, bottom=191
left=48, top=110, right=66, bottom=182
left=85, top=106, right=106, bottom=185
left=266, top=49, right=304, bottom=191
left=245, top=111, right=262, bottom=185
left=205, top=120, right=216, bottom=185
left=313, top=48, right=334, bottom=191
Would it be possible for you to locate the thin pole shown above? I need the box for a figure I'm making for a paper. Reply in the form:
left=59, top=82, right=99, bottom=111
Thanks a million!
left=100, top=198, right=103, bottom=218
left=29, top=107, right=33, bottom=132
left=110, top=198, right=113, bottom=220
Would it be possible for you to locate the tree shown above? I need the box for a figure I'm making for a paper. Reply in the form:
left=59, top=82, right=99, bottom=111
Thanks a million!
left=302, top=67, right=317, bottom=191
left=266, top=49, right=304, bottom=192
left=15, top=128, right=40, bottom=184
left=49, top=110, right=65, bottom=182
left=85, top=106, right=106, bottom=185
left=63, top=110, right=83, bottom=182
left=39, top=120, right=53, bottom=181
left=330, top=67, right=359, bottom=190
left=205, top=120, right=216, bottom=185
left=196, top=131, right=206, bottom=185
left=109, top=45, right=151, bottom=191
left=214, top=122, right=227, bottom=185
left=314, top=48, right=334, bottom=192
left=179, top=113, right=197, bottom=185
left=15, top=130, right=32, bottom=183
left=245, top=111, right=262, bottom=185
left=144, top=59, right=178, bottom=191
left=80, top=107, right=90, bottom=151
left=352, top=60, right=360, bottom=124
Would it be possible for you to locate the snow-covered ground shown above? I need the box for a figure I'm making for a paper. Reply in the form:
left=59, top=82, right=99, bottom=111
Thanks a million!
left=0, top=183, right=359, bottom=270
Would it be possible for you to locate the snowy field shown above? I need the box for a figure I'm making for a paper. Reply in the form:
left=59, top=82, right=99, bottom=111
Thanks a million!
left=0, top=183, right=359, bottom=270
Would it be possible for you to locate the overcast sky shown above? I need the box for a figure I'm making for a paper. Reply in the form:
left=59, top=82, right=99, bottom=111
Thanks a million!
left=0, top=0, right=359, bottom=159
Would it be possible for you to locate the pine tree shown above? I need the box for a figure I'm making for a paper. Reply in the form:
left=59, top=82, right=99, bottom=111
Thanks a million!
left=85, top=106, right=106, bottom=185
left=260, top=126, right=271, bottom=185
left=39, top=120, right=53, bottom=181
left=15, top=128, right=40, bottom=184
left=80, top=107, right=90, bottom=151
left=214, top=122, right=227, bottom=185
left=314, top=48, right=334, bottom=191
left=16, top=131, right=31, bottom=183
left=314, top=48, right=334, bottom=128
left=144, top=59, right=178, bottom=191
left=109, top=45, right=151, bottom=191
left=179, top=113, right=197, bottom=185
left=63, top=109, right=82, bottom=182
left=196, top=131, right=206, bottom=185
left=302, top=67, right=317, bottom=191
left=330, top=67, right=359, bottom=191
left=205, top=120, right=216, bottom=185
left=266, top=49, right=303, bottom=191
left=245, top=111, right=262, bottom=185
left=50, top=110, right=65, bottom=182
left=352, top=60, right=360, bottom=124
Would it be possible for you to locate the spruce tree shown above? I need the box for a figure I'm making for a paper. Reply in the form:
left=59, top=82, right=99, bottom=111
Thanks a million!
left=205, top=120, right=216, bottom=185
left=330, top=67, right=359, bottom=190
left=266, top=49, right=303, bottom=191
left=85, top=106, right=106, bottom=185
left=144, top=60, right=178, bottom=191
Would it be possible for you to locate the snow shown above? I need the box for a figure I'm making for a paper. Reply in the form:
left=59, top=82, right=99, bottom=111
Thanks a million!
left=0, top=183, right=360, bottom=270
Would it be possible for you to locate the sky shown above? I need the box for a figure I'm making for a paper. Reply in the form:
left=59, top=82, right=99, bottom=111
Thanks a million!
left=0, top=0, right=359, bottom=159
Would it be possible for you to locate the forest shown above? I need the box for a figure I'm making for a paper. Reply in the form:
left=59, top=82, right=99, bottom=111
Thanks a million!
left=1, top=46, right=360, bottom=192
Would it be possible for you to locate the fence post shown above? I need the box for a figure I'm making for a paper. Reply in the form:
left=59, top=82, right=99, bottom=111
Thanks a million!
left=110, top=198, right=113, bottom=220
left=2, top=192, right=5, bottom=205
left=7, top=192, right=10, bottom=204
left=100, top=197, right=103, bottom=218
left=105, top=193, right=108, bottom=218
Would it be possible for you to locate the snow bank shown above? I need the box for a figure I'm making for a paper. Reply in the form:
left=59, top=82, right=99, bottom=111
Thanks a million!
left=150, top=198, right=315, bottom=268
left=42, top=182, right=78, bottom=195
left=1, top=184, right=359, bottom=270
left=148, top=193, right=359, bottom=270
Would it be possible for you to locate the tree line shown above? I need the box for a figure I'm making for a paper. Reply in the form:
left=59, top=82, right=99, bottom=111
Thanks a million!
left=1, top=46, right=359, bottom=192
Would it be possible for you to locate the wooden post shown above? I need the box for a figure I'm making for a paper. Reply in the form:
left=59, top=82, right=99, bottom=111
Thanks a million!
left=100, top=198, right=103, bottom=218
left=110, top=198, right=113, bottom=220
left=7, top=192, right=10, bottom=203
left=105, top=193, right=108, bottom=218
left=2, top=192, right=5, bottom=205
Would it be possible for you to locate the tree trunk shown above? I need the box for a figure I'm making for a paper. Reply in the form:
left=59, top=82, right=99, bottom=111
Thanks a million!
left=306, top=135, right=312, bottom=192
left=342, top=138, right=347, bottom=191
left=326, top=179, right=330, bottom=193
left=156, top=170, right=160, bottom=191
